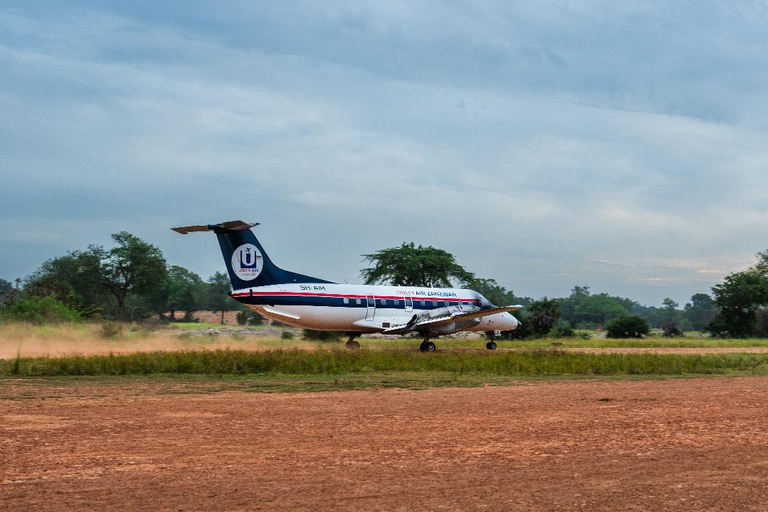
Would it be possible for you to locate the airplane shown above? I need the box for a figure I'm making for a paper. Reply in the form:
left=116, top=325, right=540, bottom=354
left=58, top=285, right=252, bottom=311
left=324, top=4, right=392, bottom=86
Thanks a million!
left=172, top=220, right=522, bottom=352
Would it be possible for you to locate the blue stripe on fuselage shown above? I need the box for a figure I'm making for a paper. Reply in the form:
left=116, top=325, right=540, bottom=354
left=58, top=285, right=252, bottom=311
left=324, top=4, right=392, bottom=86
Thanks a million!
left=232, top=292, right=480, bottom=310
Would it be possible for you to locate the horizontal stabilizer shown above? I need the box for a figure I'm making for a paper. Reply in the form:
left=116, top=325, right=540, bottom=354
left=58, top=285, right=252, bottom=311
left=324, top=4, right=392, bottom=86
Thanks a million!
left=172, top=220, right=258, bottom=234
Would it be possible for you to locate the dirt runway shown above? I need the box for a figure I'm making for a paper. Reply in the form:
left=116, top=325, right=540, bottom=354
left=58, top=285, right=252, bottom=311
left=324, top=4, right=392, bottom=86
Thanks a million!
left=2, top=377, right=768, bottom=511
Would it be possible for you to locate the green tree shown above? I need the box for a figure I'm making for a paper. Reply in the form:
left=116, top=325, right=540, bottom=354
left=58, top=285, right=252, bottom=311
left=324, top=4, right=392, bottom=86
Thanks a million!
left=208, top=272, right=239, bottom=324
left=660, top=298, right=682, bottom=325
left=0, top=278, right=15, bottom=311
left=528, top=297, right=561, bottom=337
left=99, top=232, right=168, bottom=321
left=559, top=288, right=629, bottom=328
left=684, top=293, right=717, bottom=331
left=361, top=242, right=475, bottom=288
left=606, top=315, right=650, bottom=338
left=23, top=250, right=105, bottom=316
left=1, top=295, right=82, bottom=324
left=708, top=270, right=768, bottom=337
left=470, top=278, right=517, bottom=306
left=165, top=266, right=203, bottom=321
left=0, top=278, right=13, bottom=295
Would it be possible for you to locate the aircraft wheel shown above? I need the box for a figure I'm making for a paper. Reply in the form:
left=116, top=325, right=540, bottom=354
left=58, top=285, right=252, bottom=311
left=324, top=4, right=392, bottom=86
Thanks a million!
left=345, top=340, right=360, bottom=350
left=486, top=341, right=497, bottom=350
left=420, top=341, right=436, bottom=352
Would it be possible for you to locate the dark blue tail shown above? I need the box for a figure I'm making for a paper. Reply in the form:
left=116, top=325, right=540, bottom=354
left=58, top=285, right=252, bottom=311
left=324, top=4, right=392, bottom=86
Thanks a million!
left=173, top=221, right=333, bottom=291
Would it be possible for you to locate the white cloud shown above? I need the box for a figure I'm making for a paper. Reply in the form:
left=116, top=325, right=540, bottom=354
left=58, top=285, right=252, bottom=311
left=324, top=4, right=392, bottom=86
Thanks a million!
left=3, top=2, right=768, bottom=305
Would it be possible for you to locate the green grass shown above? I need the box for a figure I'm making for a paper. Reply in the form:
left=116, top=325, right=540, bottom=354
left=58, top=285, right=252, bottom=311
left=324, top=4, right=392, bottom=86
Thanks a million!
left=3, top=348, right=768, bottom=379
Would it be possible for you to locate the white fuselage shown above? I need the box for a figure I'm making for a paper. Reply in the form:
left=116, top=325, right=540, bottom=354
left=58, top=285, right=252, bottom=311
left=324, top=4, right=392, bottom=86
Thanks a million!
left=231, top=282, right=519, bottom=335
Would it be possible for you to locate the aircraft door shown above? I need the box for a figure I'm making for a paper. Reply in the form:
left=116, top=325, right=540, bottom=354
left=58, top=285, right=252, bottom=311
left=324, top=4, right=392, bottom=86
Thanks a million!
left=365, top=295, right=375, bottom=321
left=404, top=296, right=413, bottom=312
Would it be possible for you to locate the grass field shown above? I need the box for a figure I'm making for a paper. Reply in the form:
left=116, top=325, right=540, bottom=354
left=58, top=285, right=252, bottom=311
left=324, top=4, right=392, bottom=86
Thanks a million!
left=4, top=322, right=768, bottom=391
left=4, top=347, right=768, bottom=380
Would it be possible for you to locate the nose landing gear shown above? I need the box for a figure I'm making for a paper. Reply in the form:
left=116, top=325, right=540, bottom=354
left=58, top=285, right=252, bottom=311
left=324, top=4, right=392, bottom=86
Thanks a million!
left=419, top=339, right=436, bottom=352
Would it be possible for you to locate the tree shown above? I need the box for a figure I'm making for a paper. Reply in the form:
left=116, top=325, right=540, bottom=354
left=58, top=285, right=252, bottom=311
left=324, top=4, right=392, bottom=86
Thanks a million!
left=684, top=293, right=717, bottom=331
left=23, top=250, right=106, bottom=316
left=528, top=297, right=561, bottom=337
left=470, top=278, right=517, bottom=306
left=660, top=297, right=681, bottom=323
left=361, top=242, right=475, bottom=288
left=559, top=287, right=629, bottom=328
left=0, top=278, right=15, bottom=311
left=99, top=232, right=168, bottom=321
left=208, top=272, right=239, bottom=324
left=708, top=270, right=768, bottom=337
left=0, top=278, right=13, bottom=295
left=606, top=315, right=650, bottom=338
left=1, top=295, right=82, bottom=324
left=165, top=266, right=203, bottom=321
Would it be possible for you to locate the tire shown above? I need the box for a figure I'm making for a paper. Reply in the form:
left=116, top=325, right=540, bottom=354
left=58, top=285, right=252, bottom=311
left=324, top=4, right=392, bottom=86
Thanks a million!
left=486, top=341, right=497, bottom=350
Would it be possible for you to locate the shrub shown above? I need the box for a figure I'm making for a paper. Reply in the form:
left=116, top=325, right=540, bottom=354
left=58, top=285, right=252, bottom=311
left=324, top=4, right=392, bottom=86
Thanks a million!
left=662, top=322, right=683, bottom=337
left=100, top=322, right=124, bottom=338
left=0, top=296, right=82, bottom=324
left=756, top=309, right=768, bottom=337
left=549, top=323, right=575, bottom=338
left=236, top=309, right=264, bottom=326
left=302, top=329, right=342, bottom=341
left=248, top=311, right=264, bottom=326
left=281, top=331, right=295, bottom=340
left=606, top=315, right=650, bottom=339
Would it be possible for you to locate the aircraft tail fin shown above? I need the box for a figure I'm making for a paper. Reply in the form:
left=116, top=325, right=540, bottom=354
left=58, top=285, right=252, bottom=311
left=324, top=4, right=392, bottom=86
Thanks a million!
left=172, top=220, right=333, bottom=291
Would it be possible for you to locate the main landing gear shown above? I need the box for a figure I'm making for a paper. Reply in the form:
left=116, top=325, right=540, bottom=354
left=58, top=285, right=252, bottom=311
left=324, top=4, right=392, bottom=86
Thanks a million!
left=419, top=339, right=436, bottom=352
left=345, top=334, right=360, bottom=350
left=485, top=341, right=497, bottom=350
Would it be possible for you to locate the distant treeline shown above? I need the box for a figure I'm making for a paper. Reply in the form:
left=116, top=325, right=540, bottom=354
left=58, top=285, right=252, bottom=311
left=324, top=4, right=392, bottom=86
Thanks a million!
left=2, top=233, right=768, bottom=338
left=0, top=232, right=240, bottom=324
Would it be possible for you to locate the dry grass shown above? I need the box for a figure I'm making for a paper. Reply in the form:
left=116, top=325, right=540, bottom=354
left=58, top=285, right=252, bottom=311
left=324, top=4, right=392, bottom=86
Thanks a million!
left=0, top=322, right=316, bottom=359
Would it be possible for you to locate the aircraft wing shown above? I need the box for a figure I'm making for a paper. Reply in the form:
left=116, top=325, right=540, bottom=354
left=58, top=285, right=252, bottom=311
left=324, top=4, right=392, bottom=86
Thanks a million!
left=383, top=305, right=523, bottom=334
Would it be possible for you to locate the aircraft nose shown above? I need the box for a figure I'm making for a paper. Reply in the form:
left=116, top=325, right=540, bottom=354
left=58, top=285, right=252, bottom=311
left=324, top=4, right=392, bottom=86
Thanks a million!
left=506, top=312, right=520, bottom=330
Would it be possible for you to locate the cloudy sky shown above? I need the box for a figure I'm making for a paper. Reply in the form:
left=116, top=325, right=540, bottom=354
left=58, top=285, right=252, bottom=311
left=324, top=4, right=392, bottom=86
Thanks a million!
left=2, top=1, right=768, bottom=306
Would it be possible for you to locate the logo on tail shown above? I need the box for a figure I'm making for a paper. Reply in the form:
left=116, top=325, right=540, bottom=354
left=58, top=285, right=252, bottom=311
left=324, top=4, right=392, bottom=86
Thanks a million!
left=232, top=244, right=263, bottom=281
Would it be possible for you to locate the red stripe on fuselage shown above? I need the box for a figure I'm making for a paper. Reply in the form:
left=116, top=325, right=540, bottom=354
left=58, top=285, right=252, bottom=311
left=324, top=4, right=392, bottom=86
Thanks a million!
left=230, top=291, right=478, bottom=302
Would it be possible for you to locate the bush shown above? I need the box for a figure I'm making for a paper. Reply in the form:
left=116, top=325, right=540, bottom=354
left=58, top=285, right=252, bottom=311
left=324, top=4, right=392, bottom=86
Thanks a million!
left=281, top=331, right=295, bottom=340
left=302, top=329, right=342, bottom=341
left=606, top=315, right=650, bottom=339
left=0, top=296, right=82, bottom=324
left=756, top=309, right=768, bottom=337
left=236, top=309, right=264, bottom=326
left=100, top=322, right=124, bottom=338
left=662, top=322, right=683, bottom=337
left=549, top=323, right=575, bottom=338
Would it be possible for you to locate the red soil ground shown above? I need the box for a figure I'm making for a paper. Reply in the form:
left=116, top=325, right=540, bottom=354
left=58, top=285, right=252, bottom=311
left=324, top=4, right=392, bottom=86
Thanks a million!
left=2, top=377, right=768, bottom=511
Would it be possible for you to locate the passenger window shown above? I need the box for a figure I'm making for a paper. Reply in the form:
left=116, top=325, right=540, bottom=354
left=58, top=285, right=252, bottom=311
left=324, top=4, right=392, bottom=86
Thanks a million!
left=343, top=298, right=349, bottom=304
left=356, top=298, right=361, bottom=305
left=380, top=299, right=387, bottom=306
left=393, top=299, right=399, bottom=306
left=420, top=300, right=425, bottom=306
